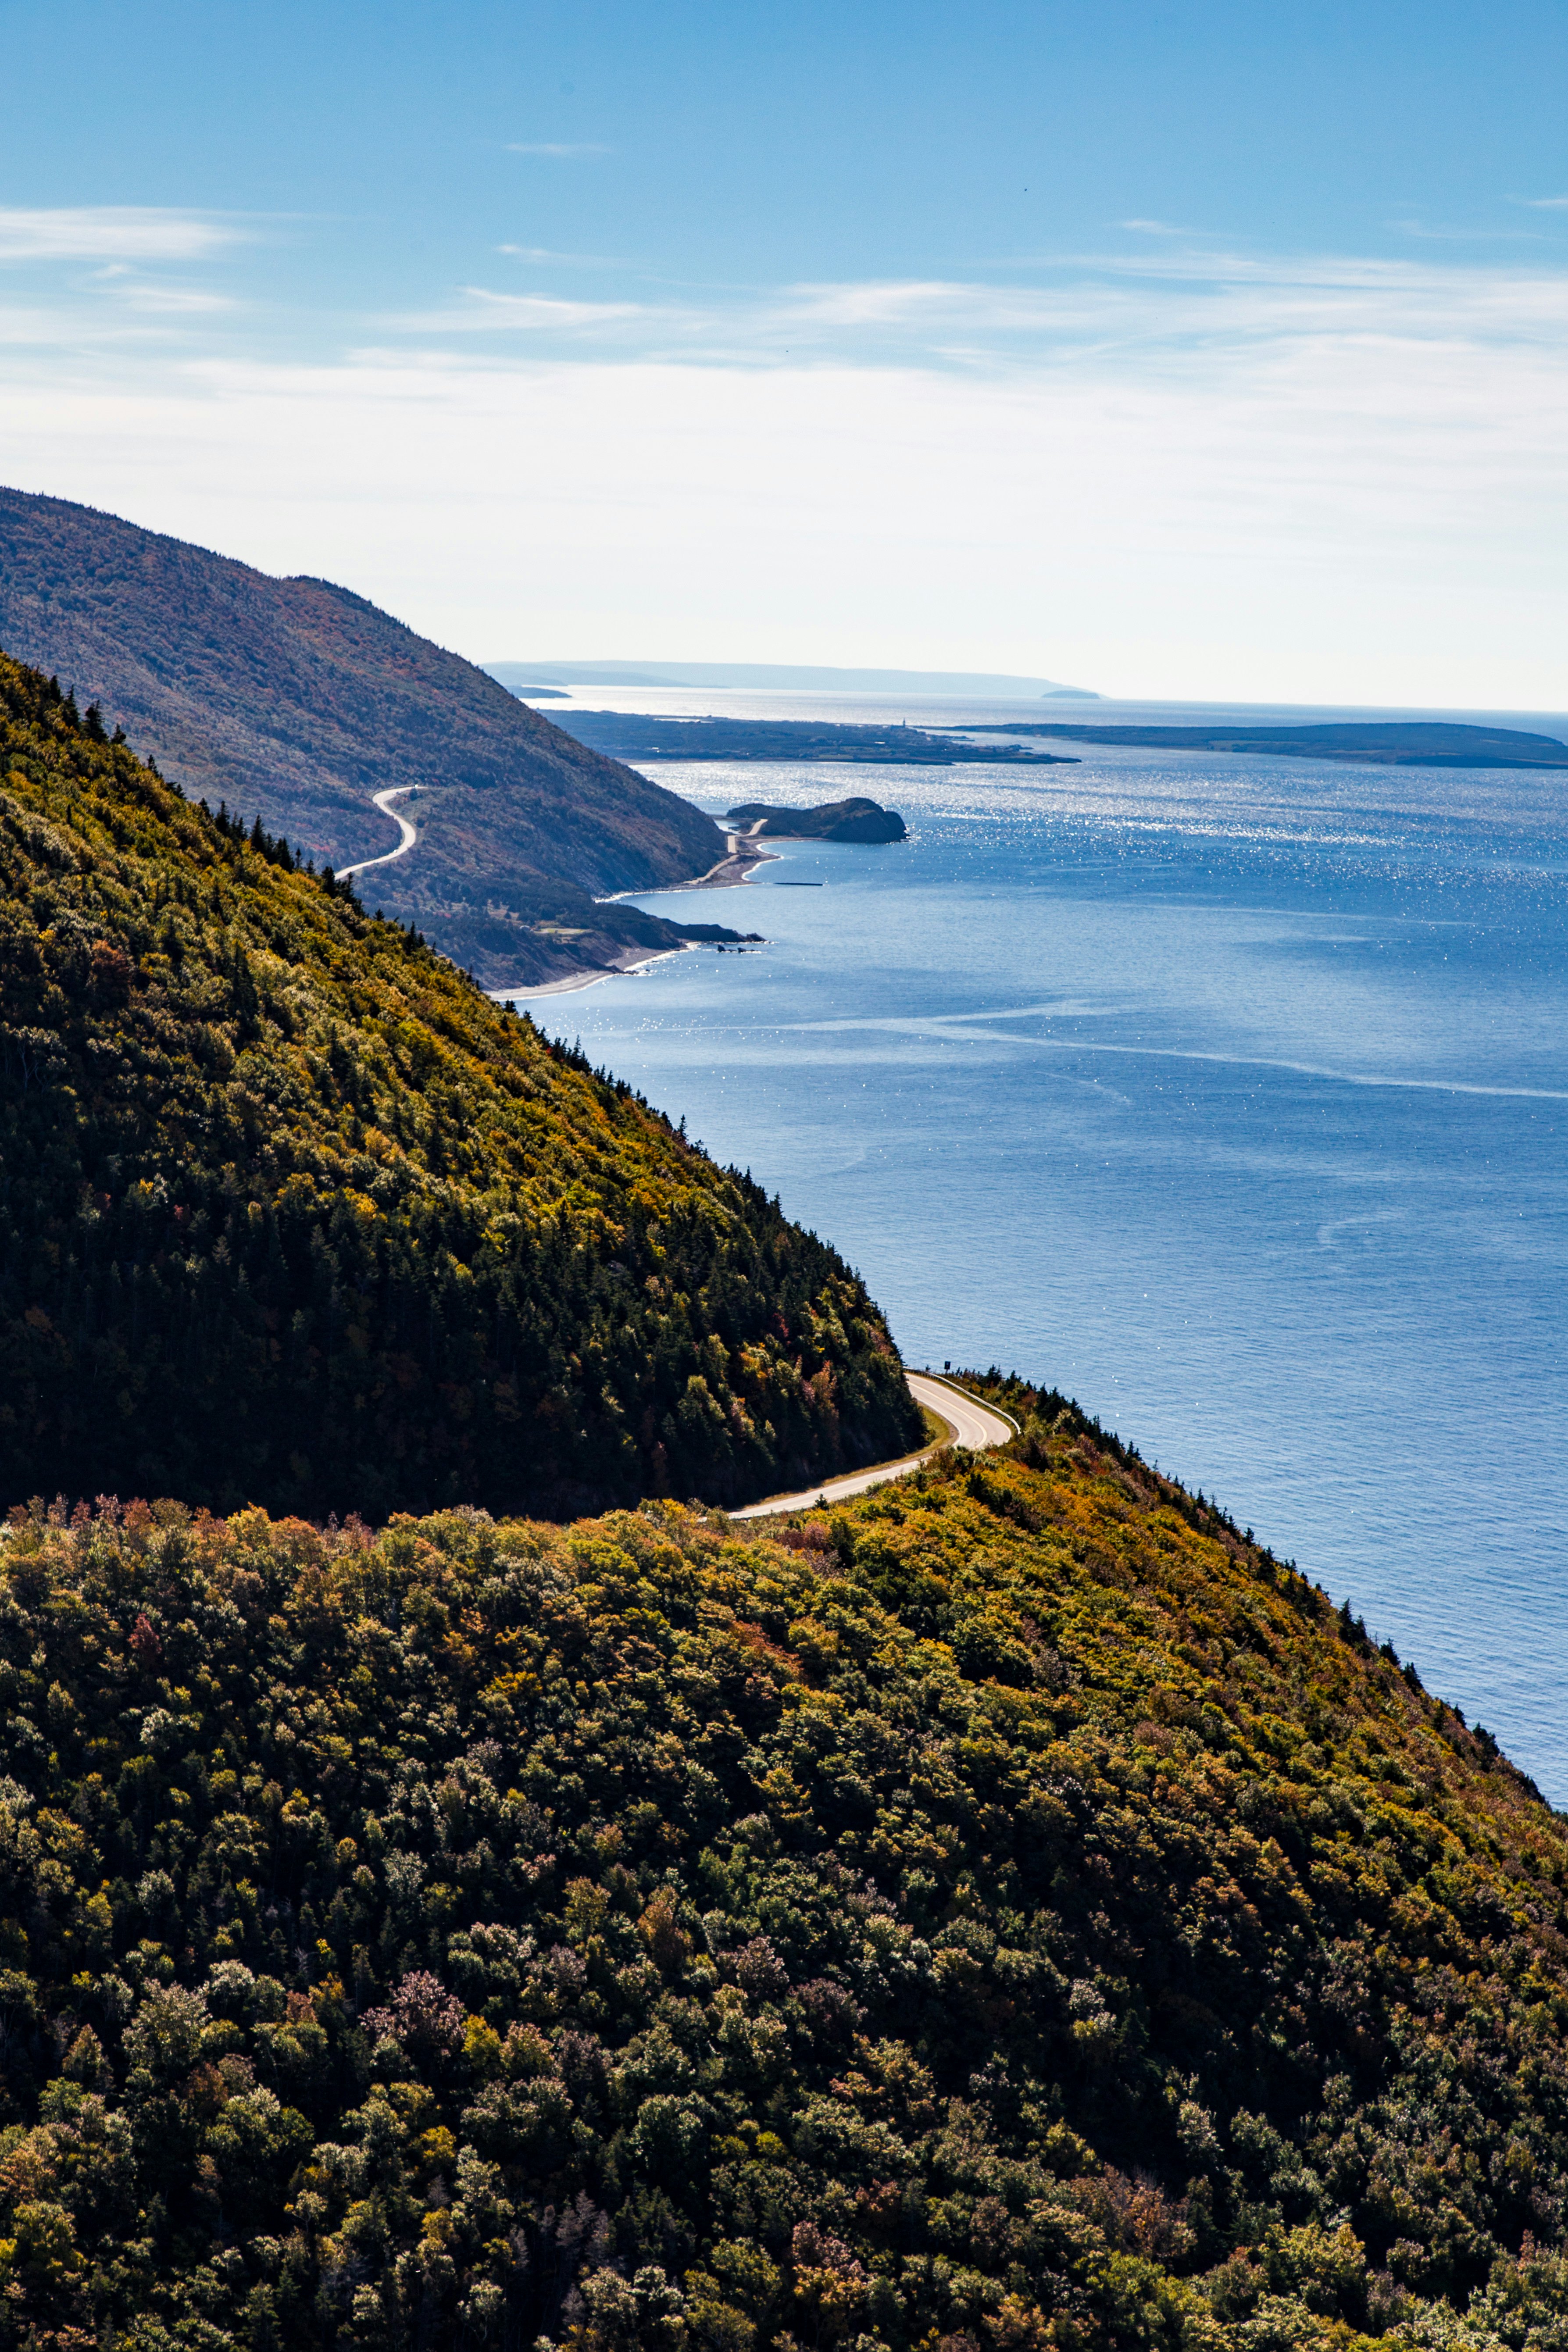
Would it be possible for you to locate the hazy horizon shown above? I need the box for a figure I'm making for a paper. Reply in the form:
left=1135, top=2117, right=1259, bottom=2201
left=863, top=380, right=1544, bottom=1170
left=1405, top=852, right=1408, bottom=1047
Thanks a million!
left=0, top=1, right=1564, bottom=705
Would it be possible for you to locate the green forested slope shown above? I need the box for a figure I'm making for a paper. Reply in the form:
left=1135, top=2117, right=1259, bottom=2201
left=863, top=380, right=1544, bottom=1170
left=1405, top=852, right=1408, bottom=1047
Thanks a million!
left=0, top=1416, right=1565, bottom=2351
left=0, top=653, right=921, bottom=1516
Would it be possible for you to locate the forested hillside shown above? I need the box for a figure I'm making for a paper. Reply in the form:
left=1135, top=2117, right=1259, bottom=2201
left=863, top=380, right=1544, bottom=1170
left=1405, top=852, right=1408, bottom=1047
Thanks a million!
left=0, top=489, right=726, bottom=984
left=0, top=1410, right=1565, bottom=2350
left=0, top=652, right=921, bottom=1516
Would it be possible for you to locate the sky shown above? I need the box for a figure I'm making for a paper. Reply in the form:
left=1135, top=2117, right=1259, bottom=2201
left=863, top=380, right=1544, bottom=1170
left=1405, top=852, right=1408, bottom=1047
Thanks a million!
left=1, top=0, right=1567, bottom=704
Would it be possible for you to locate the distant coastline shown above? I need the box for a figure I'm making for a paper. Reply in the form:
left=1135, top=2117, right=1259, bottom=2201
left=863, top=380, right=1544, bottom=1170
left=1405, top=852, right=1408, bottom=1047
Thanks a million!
left=538, top=710, right=1078, bottom=766
left=940, top=717, right=1568, bottom=769
left=486, top=656, right=1099, bottom=697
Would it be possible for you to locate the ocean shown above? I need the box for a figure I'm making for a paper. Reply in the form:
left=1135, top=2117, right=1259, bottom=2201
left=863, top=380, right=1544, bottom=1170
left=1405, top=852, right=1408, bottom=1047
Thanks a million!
left=512, top=692, right=1568, bottom=1803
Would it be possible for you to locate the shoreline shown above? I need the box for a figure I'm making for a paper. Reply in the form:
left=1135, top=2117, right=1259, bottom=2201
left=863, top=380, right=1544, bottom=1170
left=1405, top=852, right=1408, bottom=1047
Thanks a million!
left=659, top=824, right=779, bottom=892
left=499, top=944, right=689, bottom=1001
left=504, top=824, right=776, bottom=999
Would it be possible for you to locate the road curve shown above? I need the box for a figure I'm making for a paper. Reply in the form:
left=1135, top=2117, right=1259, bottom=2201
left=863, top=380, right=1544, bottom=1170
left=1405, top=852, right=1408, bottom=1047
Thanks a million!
left=339, top=786, right=421, bottom=880
left=726, top=1371, right=1016, bottom=1521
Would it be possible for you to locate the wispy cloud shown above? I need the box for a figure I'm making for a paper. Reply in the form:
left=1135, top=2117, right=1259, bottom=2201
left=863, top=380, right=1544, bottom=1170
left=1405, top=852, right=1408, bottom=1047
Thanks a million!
left=506, top=143, right=609, bottom=158
left=0, top=207, right=242, bottom=262
left=496, top=245, right=626, bottom=267
left=372, top=247, right=1568, bottom=379
left=392, top=287, right=647, bottom=334
left=110, top=284, right=236, bottom=315
left=1389, top=217, right=1540, bottom=243
left=1516, top=195, right=1568, bottom=210
left=5, top=234, right=1568, bottom=708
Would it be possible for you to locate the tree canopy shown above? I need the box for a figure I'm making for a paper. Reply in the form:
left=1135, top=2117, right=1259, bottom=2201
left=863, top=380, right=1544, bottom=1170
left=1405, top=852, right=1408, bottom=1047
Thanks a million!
left=0, top=1403, right=1564, bottom=2349
left=0, top=650, right=921, bottom=1518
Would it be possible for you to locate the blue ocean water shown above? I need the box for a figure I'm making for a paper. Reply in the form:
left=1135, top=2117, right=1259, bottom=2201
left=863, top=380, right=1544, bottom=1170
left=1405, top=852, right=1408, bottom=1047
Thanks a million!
left=517, top=699, right=1568, bottom=1801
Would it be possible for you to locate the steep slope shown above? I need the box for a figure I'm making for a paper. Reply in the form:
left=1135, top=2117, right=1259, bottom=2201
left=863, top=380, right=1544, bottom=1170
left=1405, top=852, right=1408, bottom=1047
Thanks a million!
left=0, top=1415, right=1565, bottom=2349
left=0, top=487, right=727, bottom=983
left=0, top=652, right=922, bottom=1515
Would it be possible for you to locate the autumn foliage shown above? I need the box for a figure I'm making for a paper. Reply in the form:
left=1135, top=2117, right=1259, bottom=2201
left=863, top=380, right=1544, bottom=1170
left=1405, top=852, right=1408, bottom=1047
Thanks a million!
left=0, top=651, right=921, bottom=1517
left=0, top=1408, right=1564, bottom=2347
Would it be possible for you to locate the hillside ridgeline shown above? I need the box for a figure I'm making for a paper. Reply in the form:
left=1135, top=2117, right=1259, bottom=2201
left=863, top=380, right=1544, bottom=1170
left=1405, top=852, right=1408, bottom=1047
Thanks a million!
left=0, top=489, right=731, bottom=985
left=0, top=651, right=922, bottom=1517
left=0, top=1405, right=1566, bottom=2347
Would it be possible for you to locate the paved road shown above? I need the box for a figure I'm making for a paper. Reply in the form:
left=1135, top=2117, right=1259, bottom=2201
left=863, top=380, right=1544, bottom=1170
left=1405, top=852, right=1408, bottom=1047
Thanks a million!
left=339, top=786, right=421, bottom=880
left=727, top=1372, right=1016, bottom=1520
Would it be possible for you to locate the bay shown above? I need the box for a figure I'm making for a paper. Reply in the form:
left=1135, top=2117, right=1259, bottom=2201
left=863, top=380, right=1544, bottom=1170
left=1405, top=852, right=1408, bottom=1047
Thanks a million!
left=514, top=692, right=1568, bottom=1801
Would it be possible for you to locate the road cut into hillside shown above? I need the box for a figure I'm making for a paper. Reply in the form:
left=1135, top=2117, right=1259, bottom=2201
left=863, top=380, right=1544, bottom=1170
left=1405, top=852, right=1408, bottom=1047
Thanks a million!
left=339, top=785, right=421, bottom=879
left=727, top=1371, right=1015, bottom=1520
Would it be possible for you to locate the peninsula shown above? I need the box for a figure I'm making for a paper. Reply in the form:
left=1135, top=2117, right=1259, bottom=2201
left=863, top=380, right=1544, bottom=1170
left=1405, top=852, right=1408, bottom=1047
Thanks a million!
left=725, top=794, right=907, bottom=842
left=544, top=710, right=1079, bottom=764
left=940, top=717, right=1568, bottom=767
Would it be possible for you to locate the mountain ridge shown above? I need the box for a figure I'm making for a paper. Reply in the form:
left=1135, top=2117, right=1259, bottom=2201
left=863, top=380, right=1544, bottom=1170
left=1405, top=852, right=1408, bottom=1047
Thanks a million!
left=0, top=646, right=922, bottom=1516
left=0, top=488, right=730, bottom=985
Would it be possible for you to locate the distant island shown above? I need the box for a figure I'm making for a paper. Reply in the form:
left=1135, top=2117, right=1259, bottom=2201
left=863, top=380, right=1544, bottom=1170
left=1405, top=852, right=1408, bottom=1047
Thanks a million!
left=487, top=656, right=1099, bottom=695
left=941, top=718, right=1568, bottom=768
left=546, top=710, right=1079, bottom=764
left=726, top=794, right=907, bottom=842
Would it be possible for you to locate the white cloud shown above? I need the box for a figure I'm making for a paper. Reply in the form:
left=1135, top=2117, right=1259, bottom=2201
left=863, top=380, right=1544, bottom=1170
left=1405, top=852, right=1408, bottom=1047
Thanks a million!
left=0, top=243, right=1564, bottom=710
left=0, top=207, right=240, bottom=262
left=496, top=246, right=625, bottom=265
left=110, top=284, right=236, bottom=315
left=389, top=287, right=648, bottom=334
left=356, top=248, right=1568, bottom=373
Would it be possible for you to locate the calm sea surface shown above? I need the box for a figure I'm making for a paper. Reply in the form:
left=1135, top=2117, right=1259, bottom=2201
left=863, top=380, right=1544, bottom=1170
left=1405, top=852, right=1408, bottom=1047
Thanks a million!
left=512, top=693, right=1568, bottom=1802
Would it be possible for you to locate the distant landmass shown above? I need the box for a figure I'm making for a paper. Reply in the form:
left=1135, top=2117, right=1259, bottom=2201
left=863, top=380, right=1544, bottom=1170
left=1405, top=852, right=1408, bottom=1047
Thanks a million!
left=727, top=795, right=908, bottom=842
left=487, top=657, right=1100, bottom=697
left=546, top=711, right=1079, bottom=765
left=944, top=719, right=1568, bottom=768
left=0, top=488, right=736, bottom=985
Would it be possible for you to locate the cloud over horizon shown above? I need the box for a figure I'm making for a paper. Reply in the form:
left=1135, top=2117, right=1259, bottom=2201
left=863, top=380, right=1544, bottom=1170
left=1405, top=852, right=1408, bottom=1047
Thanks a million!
left=0, top=229, right=1564, bottom=708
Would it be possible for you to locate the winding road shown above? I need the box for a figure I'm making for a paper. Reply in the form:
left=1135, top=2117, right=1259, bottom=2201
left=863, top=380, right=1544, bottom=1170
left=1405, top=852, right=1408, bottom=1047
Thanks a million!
left=339, top=786, right=421, bottom=880
left=727, top=1372, right=1017, bottom=1520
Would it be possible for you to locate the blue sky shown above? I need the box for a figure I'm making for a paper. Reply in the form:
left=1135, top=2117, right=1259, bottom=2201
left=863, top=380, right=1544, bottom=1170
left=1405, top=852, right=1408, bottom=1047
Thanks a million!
left=1, top=0, right=1566, bottom=701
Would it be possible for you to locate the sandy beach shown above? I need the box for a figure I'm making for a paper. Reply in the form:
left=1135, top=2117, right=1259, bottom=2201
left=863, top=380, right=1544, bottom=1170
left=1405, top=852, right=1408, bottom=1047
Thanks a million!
left=660, top=820, right=779, bottom=891
left=500, top=945, right=689, bottom=1000
left=499, top=824, right=776, bottom=1000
